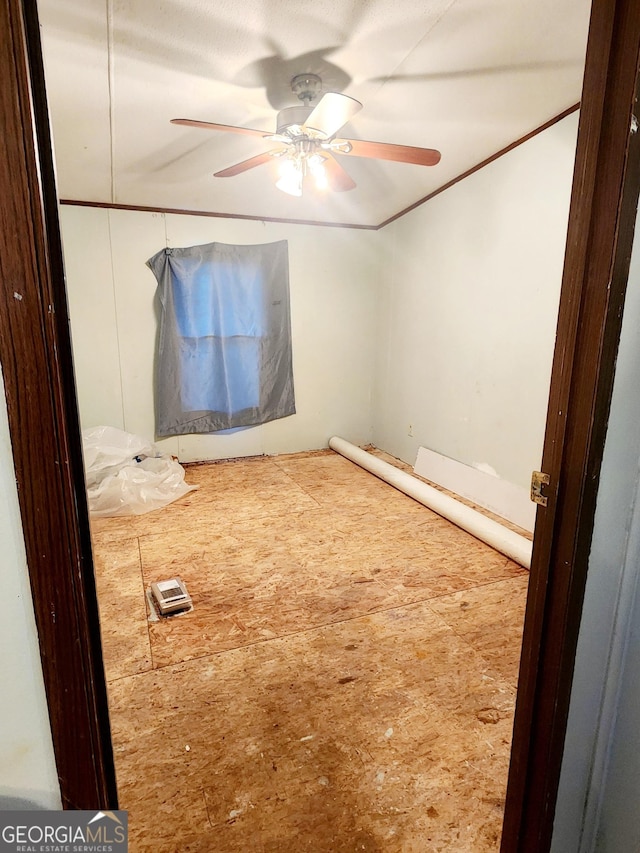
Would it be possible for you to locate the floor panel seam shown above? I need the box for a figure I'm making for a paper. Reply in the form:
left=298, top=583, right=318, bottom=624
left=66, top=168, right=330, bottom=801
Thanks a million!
left=131, top=585, right=522, bottom=677
left=137, top=535, right=155, bottom=671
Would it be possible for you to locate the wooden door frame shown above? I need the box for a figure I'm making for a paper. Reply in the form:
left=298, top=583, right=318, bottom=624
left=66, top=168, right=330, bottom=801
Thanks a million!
left=2, top=0, right=640, bottom=843
left=0, top=0, right=117, bottom=808
left=501, top=0, right=640, bottom=848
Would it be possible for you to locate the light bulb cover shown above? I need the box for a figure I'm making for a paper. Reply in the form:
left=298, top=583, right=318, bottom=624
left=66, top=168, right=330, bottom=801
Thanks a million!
left=309, top=154, right=328, bottom=191
left=276, top=158, right=303, bottom=196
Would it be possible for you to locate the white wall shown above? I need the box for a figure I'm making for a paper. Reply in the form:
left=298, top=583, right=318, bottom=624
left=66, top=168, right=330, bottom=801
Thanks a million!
left=0, top=368, right=61, bottom=810
left=372, top=113, right=579, bottom=489
left=61, top=207, right=380, bottom=462
left=551, top=204, right=640, bottom=853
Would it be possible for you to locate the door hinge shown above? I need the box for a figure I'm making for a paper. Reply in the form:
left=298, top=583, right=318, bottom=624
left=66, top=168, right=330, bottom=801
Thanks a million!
left=531, top=471, right=551, bottom=506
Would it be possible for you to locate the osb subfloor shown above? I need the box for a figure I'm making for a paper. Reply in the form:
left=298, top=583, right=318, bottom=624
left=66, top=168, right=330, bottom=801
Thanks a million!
left=90, top=448, right=530, bottom=853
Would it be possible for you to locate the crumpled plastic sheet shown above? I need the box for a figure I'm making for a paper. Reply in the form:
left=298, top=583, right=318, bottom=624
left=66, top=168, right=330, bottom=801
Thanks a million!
left=82, top=425, right=198, bottom=517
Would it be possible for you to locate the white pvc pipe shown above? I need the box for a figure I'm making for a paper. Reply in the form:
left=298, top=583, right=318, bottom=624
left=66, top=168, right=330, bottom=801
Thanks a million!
left=329, top=436, right=532, bottom=570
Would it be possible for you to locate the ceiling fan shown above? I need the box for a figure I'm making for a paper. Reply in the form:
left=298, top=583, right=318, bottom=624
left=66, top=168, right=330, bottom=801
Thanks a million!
left=171, top=74, right=441, bottom=197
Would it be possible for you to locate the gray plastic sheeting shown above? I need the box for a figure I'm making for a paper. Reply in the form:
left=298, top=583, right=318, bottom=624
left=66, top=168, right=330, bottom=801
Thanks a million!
left=147, top=240, right=295, bottom=436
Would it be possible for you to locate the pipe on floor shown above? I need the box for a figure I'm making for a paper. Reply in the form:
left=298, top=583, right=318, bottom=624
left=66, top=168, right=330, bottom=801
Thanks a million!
left=329, top=436, right=532, bottom=570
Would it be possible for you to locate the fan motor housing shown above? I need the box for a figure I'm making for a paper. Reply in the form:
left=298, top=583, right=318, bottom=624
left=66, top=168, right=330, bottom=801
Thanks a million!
left=276, top=106, right=314, bottom=135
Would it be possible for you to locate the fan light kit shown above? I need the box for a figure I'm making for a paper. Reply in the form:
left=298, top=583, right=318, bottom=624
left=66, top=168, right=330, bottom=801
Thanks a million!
left=171, top=73, right=441, bottom=197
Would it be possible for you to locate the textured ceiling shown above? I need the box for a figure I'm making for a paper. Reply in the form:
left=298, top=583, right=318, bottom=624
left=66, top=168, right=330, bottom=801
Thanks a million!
left=37, top=0, right=592, bottom=227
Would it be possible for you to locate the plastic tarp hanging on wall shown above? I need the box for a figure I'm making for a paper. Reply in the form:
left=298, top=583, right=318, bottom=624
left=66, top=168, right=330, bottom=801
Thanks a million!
left=82, top=426, right=197, bottom=517
left=146, top=240, right=295, bottom=436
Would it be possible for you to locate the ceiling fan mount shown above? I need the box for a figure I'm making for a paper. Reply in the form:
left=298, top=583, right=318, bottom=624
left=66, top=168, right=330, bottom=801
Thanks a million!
left=290, top=73, right=323, bottom=105
left=170, top=73, right=441, bottom=196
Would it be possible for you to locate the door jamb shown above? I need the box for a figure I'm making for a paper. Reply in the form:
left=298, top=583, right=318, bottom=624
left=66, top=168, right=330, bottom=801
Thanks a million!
left=501, top=0, right=640, bottom=848
left=0, top=0, right=117, bottom=808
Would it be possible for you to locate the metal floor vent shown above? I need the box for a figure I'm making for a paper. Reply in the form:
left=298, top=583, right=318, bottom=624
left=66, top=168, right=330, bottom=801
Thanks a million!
left=150, top=577, right=192, bottom=616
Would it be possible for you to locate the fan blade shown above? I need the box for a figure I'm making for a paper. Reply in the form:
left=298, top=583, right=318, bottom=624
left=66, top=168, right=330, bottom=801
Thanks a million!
left=214, top=151, right=280, bottom=178
left=171, top=118, right=269, bottom=139
left=336, top=138, right=441, bottom=166
left=322, top=154, right=356, bottom=192
left=303, top=92, right=362, bottom=137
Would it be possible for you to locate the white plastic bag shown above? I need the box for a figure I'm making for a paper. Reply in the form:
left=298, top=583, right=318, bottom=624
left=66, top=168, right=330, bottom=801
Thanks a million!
left=82, top=426, right=198, bottom=517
